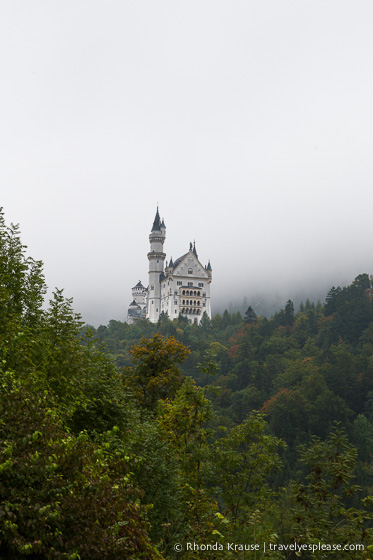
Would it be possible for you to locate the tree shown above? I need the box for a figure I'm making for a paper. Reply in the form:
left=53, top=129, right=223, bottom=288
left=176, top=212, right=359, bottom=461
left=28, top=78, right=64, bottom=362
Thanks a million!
left=158, top=376, right=217, bottom=546
left=286, top=425, right=372, bottom=557
left=0, top=371, right=160, bottom=560
left=324, top=285, right=342, bottom=315
left=0, top=209, right=46, bottom=374
left=244, top=306, right=257, bottom=324
left=0, top=210, right=163, bottom=557
left=199, top=312, right=211, bottom=333
left=273, top=300, right=295, bottom=328
left=213, top=412, right=284, bottom=521
left=284, top=299, right=295, bottom=326
left=123, top=334, right=190, bottom=411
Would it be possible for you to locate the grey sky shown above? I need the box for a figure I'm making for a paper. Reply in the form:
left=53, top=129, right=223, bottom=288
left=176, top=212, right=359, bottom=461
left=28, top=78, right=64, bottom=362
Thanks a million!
left=1, top=1, right=373, bottom=325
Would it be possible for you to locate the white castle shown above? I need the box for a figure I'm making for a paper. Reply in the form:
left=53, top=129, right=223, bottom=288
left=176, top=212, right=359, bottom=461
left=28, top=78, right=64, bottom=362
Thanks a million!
left=127, top=207, right=212, bottom=324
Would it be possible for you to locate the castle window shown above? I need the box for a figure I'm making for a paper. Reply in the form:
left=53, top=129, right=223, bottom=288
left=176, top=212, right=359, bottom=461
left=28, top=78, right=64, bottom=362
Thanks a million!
left=177, top=281, right=182, bottom=286
left=182, top=290, right=185, bottom=295
left=198, top=283, right=204, bottom=287
left=198, top=291, right=201, bottom=296
left=194, top=291, right=196, bottom=296
left=174, top=291, right=177, bottom=295
left=203, top=302, right=206, bottom=307
left=197, top=301, right=200, bottom=306
left=188, top=282, right=193, bottom=287
left=151, top=285, right=154, bottom=290
left=183, top=300, right=185, bottom=304
left=174, top=300, right=177, bottom=305
left=188, top=268, right=193, bottom=274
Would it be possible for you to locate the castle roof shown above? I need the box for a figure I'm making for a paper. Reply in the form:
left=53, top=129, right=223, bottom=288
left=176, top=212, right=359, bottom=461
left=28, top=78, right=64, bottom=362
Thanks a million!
left=206, top=260, right=212, bottom=271
left=133, top=280, right=145, bottom=289
left=129, top=300, right=140, bottom=307
left=173, top=252, right=188, bottom=268
left=151, top=207, right=162, bottom=232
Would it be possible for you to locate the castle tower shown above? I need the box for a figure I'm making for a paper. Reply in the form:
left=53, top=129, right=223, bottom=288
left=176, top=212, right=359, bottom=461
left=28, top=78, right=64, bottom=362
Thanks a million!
left=146, top=207, right=166, bottom=322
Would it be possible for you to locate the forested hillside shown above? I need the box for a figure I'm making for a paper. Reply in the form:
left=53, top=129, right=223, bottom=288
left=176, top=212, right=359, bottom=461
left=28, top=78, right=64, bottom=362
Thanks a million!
left=1, top=208, right=373, bottom=559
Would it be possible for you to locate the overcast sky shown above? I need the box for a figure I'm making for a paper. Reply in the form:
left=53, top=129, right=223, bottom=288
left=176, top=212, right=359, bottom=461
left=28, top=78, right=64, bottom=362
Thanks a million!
left=1, top=1, right=373, bottom=325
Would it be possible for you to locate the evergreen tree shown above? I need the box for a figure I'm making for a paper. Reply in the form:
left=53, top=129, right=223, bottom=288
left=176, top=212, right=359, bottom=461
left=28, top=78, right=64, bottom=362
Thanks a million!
left=284, top=299, right=295, bottom=326
left=324, top=285, right=342, bottom=315
left=244, top=305, right=257, bottom=324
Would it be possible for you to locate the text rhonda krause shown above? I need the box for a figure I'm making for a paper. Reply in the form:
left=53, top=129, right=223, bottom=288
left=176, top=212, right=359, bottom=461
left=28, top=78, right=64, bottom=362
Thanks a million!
left=185, top=542, right=365, bottom=553
left=186, top=543, right=259, bottom=552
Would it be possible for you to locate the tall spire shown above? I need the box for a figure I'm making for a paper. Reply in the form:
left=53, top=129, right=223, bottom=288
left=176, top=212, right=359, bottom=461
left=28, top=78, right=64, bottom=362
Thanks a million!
left=193, top=241, right=198, bottom=258
left=151, top=206, right=161, bottom=232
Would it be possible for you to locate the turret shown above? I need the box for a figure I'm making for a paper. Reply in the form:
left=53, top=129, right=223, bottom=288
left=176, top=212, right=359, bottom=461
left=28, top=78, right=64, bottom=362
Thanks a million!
left=206, top=260, right=212, bottom=281
left=132, top=280, right=146, bottom=305
left=147, top=207, right=166, bottom=322
left=165, top=256, right=174, bottom=276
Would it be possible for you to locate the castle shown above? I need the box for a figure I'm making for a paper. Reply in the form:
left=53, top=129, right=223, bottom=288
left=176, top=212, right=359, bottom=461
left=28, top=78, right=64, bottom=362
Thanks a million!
left=127, top=208, right=212, bottom=324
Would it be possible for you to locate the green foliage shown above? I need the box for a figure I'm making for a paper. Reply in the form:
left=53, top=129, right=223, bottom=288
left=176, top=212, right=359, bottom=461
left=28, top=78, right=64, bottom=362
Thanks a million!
left=123, top=334, right=190, bottom=411
left=213, top=412, right=284, bottom=521
left=0, top=372, right=159, bottom=560
left=0, top=211, right=162, bottom=558
left=158, top=373, right=218, bottom=547
left=285, top=425, right=372, bottom=557
left=2, top=208, right=373, bottom=559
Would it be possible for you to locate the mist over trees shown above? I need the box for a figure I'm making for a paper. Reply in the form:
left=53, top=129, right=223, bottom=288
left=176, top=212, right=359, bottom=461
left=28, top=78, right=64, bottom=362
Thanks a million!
left=1, top=207, right=373, bottom=559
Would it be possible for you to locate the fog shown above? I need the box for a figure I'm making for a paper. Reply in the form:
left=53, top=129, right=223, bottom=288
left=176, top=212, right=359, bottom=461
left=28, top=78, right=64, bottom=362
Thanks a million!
left=1, top=1, right=373, bottom=326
